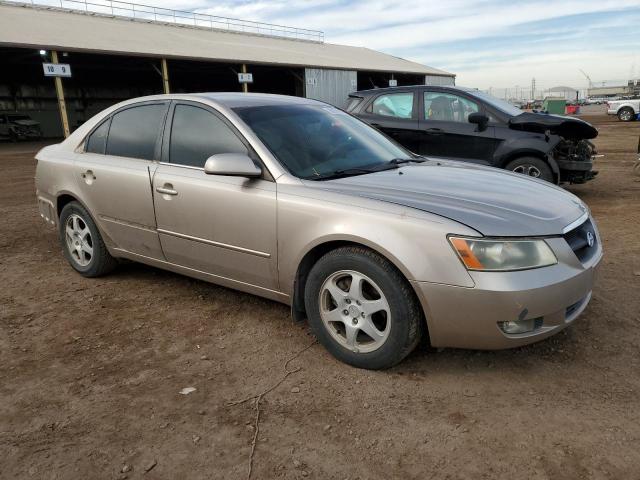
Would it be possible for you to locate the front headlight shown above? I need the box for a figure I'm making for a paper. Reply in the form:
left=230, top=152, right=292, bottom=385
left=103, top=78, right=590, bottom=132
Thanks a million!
left=449, top=237, right=557, bottom=271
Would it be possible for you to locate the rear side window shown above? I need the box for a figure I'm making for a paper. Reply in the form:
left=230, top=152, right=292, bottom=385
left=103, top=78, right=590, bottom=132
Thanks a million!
left=370, top=93, right=414, bottom=119
left=106, top=104, right=166, bottom=160
left=169, top=104, right=247, bottom=168
left=85, top=119, right=110, bottom=154
left=345, top=96, right=363, bottom=112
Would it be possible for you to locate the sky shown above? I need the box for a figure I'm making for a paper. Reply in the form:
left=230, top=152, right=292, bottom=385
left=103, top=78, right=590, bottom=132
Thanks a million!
left=151, top=0, right=640, bottom=91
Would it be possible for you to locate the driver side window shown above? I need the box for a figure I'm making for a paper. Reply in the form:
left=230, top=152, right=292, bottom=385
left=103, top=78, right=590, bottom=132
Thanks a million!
left=370, top=93, right=414, bottom=119
left=424, top=92, right=479, bottom=123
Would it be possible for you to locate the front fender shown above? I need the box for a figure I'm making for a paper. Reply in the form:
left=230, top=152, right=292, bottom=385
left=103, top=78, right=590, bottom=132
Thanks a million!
left=276, top=186, right=479, bottom=298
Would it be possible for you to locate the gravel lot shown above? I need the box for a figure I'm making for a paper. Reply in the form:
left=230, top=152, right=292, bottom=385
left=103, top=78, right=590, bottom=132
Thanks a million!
left=1, top=113, right=639, bottom=480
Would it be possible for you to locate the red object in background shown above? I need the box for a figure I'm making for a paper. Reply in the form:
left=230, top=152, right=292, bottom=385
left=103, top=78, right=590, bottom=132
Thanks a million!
left=566, top=105, right=580, bottom=115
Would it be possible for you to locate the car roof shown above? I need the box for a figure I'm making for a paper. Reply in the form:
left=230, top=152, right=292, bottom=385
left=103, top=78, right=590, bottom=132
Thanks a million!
left=190, top=92, right=321, bottom=108
left=352, top=85, right=479, bottom=96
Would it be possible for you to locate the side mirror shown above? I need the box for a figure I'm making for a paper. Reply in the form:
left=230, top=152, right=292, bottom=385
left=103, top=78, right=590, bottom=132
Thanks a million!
left=468, top=112, right=489, bottom=132
left=204, top=153, right=262, bottom=178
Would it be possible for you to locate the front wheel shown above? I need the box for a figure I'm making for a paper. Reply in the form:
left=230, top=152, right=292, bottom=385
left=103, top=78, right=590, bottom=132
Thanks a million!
left=304, top=247, right=423, bottom=369
left=505, top=156, right=554, bottom=183
left=618, top=107, right=635, bottom=122
left=59, top=201, right=117, bottom=277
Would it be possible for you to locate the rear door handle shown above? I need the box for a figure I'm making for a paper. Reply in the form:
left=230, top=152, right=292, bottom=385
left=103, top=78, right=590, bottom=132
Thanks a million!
left=156, top=185, right=178, bottom=196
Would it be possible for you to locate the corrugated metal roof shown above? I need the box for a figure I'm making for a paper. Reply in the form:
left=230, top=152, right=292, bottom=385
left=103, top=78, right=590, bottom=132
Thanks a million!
left=0, top=2, right=454, bottom=76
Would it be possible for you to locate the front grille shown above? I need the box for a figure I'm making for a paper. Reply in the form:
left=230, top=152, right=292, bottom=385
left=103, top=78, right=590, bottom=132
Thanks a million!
left=563, top=218, right=597, bottom=263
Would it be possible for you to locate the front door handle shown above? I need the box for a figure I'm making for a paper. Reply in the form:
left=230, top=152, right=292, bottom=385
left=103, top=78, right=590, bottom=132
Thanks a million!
left=156, top=185, right=178, bottom=196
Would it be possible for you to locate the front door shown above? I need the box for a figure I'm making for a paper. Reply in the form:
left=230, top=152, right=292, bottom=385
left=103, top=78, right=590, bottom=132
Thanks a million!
left=357, top=91, right=421, bottom=153
left=73, top=101, right=168, bottom=259
left=152, top=102, right=278, bottom=290
left=419, top=91, right=498, bottom=162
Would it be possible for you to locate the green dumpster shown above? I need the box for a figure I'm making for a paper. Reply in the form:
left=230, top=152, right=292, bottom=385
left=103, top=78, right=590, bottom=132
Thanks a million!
left=543, top=97, right=566, bottom=115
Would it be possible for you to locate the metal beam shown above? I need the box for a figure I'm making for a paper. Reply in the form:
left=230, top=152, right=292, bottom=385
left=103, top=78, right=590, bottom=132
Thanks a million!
left=161, top=58, right=170, bottom=94
left=241, top=63, right=248, bottom=93
left=51, top=50, right=70, bottom=138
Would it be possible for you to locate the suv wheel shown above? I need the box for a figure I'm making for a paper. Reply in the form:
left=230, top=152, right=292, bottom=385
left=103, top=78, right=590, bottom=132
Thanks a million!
left=59, top=201, right=117, bottom=277
left=304, top=246, right=422, bottom=369
left=618, top=107, right=635, bottom=122
left=505, top=157, right=554, bottom=183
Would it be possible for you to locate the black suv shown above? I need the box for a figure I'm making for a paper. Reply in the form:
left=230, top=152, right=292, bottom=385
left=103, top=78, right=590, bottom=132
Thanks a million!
left=347, top=86, right=598, bottom=184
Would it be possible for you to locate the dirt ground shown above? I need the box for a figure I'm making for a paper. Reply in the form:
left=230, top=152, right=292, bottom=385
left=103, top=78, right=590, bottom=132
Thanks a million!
left=1, top=113, right=639, bottom=480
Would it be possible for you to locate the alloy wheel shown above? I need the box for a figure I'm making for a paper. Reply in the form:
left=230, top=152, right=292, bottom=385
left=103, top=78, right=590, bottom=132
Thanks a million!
left=65, top=213, right=93, bottom=267
left=319, top=270, right=391, bottom=354
left=512, top=164, right=542, bottom=177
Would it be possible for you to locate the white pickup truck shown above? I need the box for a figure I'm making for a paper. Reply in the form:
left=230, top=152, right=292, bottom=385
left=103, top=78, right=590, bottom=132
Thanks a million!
left=607, top=99, right=639, bottom=122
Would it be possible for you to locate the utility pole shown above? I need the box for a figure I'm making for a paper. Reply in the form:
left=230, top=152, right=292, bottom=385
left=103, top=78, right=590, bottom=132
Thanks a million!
left=531, top=77, right=536, bottom=100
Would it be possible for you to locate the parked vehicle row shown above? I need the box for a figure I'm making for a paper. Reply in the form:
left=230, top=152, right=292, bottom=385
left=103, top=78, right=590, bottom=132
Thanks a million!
left=35, top=93, right=602, bottom=369
left=347, top=86, right=599, bottom=184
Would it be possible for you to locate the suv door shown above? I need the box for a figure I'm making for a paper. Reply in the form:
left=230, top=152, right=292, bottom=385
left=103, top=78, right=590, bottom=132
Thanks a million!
left=419, top=91, right=498, bottom=162
left=152, top=101, right=278, bottom=290
left=75, top=101, right=168, bottom=259
left=357, top=91, right=421, bottom=153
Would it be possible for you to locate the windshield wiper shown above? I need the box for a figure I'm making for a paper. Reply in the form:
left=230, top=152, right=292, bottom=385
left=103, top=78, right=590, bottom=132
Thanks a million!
left=307, top=163, right=400, bottom=181
left=388, top=157, right=427, bottom=165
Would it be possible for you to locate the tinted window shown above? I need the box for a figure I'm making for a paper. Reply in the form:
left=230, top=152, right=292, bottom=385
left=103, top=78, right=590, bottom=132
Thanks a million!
left=371, top=93, right=414, bottom=119
left=169, top=104, right=247, bottom=168
left=424, top=92, right=479, bottom=122
left=85, top=119, right=110, bottom=154
left=234, top=104, right=411, bottom=179
left=106, top=104, right=166, bottom=160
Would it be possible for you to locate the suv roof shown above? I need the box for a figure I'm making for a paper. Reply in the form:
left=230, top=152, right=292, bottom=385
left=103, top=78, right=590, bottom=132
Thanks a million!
left=352, top=85, right=477, bottom=96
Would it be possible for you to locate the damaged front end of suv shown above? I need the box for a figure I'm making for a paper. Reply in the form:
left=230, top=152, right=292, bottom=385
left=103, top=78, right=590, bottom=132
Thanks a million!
left=508, top=112, right=599, bottom=184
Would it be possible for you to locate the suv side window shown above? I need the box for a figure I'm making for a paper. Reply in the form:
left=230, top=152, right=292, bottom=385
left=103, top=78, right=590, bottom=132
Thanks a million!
left=424, top=92, right=479, bottom=122
left=85, top=119, right=110, bottom=154
left=370, top=93, right=414, bottom=119
left=105, top=104, right=166, bottom=160
left=169, top=104, right=248, bottom=168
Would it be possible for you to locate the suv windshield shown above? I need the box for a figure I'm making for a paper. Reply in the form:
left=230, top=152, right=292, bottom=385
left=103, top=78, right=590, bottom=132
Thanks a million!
left=233, top=104, right=412, bottom=179
left=465, top=90, right=523, bottom=117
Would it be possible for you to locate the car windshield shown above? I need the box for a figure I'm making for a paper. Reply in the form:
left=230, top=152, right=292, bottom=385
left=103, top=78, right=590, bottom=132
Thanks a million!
left=233, top=104, right=413, bottom=179
left=465, top=90, right=524, bottom=117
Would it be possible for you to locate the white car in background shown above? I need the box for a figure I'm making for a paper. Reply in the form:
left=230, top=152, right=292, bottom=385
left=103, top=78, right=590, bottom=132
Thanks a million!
left=607, top=99, right=639, bottom=122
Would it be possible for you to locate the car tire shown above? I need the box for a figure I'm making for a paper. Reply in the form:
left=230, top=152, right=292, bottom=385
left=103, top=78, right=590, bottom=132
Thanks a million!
left=59, top=201, right=117, bottom=277
left=304, top=246, right=423, bottom=370
left=618, top=107, right=635, bottom=122
left=505, top=156, right=554, bottom=183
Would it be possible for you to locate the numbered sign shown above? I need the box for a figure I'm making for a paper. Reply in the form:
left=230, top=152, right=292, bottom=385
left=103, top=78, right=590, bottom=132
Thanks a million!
left=238, top=73, right=253, bottom=84
left=389, top=79, right=398, bottom=87
left=43, top=63, right=72, bottom=78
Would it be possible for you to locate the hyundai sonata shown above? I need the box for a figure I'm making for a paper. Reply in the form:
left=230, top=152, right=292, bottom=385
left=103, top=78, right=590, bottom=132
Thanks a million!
left=35, top=93, right=602, bottom=369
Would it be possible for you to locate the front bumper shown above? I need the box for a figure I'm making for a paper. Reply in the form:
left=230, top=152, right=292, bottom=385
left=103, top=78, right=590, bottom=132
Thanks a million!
left=412, top=236, right=602, bottom=350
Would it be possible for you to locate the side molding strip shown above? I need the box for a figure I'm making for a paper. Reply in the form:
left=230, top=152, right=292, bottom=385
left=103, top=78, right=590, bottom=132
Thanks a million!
left=157, top=228, right=271, bottom=258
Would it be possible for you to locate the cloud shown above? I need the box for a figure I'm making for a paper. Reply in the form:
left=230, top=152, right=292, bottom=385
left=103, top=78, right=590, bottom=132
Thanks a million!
left=150, top=0, right=640, bottom=88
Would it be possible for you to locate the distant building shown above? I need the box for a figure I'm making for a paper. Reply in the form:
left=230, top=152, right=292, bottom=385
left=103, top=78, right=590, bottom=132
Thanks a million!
left=544, top=86, right=579, bottom=101
left=588, top=79, right=640, bottom=98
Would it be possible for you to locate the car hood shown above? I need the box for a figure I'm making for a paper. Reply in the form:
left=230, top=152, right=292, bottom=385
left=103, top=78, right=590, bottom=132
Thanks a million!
left=308, top=162, right=587, bottom=237
left=12, top=119, right=40, bottom=127
left=509, top=112, right=597, bottom=139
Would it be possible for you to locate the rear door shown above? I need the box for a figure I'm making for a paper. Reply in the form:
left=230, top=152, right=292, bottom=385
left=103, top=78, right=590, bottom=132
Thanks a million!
left=419, top=90, right=498, bottom=162
left=74, top=101, right=168, bottom=259
left=356, top=91, right=421, bottom=153
left=151, top=101, right=278, bottom=290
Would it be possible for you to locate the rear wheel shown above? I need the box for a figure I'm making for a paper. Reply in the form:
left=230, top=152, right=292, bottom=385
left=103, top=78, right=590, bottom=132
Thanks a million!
left=618, top=107, right=635, bottom=122
left=304, top=246, right=422, bottom=369
left=505, top=156, right=554, bottom=183
left=59, top=201, right=117, bottom=277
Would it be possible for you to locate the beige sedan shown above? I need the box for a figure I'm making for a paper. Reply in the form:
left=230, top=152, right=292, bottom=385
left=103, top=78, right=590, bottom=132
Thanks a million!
left=35, top=93, right=602, bottom=369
